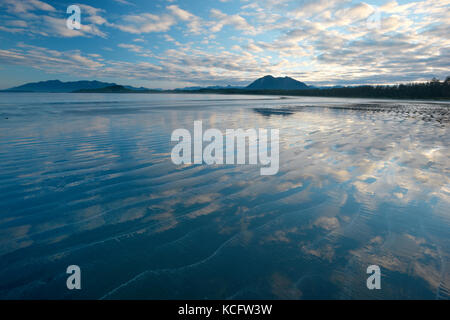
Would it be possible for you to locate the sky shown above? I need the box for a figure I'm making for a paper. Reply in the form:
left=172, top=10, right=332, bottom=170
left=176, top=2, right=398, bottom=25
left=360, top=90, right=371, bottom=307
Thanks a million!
left=0, top=0, right=448, bottom=89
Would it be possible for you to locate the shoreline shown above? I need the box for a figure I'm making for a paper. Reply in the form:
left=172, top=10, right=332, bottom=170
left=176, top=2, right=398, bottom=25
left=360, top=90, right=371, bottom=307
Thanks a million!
left=1, top=90, right=449, bottom=102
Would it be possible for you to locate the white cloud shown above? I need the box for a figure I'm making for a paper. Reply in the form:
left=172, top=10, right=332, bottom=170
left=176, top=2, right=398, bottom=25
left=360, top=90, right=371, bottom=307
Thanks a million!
left=0, top=2, right=108, bottom=38
left=0, top=45, right=104, bottom=73
left=292, top=0, right=348, bottom=19
left=114, top=13, right=176, bottom=34
left=1, top=0, right=55, bottom=14
left=113, top=6, right=202, bottom=35
left=118, top=43, right=143, bottom=53
left=334, top=3, right=375, bottom=26
left=167, top=5, right=202, bottom=34
left=113, top=0, right=135, bottom=5
left=210, top=9, right=257, bottom=34
left=42, top=16, right=107, bottom=38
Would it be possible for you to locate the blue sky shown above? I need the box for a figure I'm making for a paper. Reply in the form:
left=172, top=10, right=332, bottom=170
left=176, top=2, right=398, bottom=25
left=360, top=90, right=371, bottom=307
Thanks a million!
left=0, top=0, right=448, bottom=89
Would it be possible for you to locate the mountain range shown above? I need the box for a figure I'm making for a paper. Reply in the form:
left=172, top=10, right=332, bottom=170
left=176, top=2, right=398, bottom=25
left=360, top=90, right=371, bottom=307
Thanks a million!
left=175, top=85, right=244, bottom=91
left=1, top=76, right=448, bottom=99
left=1, top=76, right=309, bottom=93
left=246, top=75, right=308, bottom=90
left=1, top=80, right=149, bottom=93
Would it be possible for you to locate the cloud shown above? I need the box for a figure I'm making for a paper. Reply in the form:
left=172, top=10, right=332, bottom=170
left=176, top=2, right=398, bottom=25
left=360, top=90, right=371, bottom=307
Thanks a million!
left=78, top=4, right=109, bottom=25
left=167, top=5, right=194, bottom=21
left=334, top=3, right=375, bottom=26
left=0, top=2, right=108, bottom=38
left=42, top=16, right=107, bottom=38
left=113, top=0, right=135, bottom=5
left=7, top=20, right=28, bottom=28
left=292, top=0, right=348, bottom=19
left=114, top=13, right=176, bottom=34
left=210, top=9, right=257, bottom=34
left=1, top=0, right=55, bottom=14
left=0, top=44, right=104, bottom=74
left=113, top=5, right=202, bottom=35
left=118, top=43, right=143, bottom=53
left=167, top=5, right=202, bottom=34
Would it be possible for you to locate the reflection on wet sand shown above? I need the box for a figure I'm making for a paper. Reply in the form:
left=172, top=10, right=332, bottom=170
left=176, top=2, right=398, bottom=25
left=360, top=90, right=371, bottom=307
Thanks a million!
left=254, top=102, right=450, bottom=124
left=0, top=94, right=448, bottom=299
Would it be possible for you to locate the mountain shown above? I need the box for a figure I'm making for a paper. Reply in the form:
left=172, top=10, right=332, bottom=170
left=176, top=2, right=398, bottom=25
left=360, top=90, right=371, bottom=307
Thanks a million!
left=2, top=80, right=150, bottom=93
left=176, top=85, right=244, bottom=91
left=73, top=85, right=160, bottom=93
left=175, top=86, right=203, bottom=91
left=124, top=85, right=155, bottom=91
left=73, top=85, right=134, bottom=93
left=2, top=80, right=118, bottom=93
left=246, top=75, right=308, bottom=90
left=2, top=77, right=309, bottom=93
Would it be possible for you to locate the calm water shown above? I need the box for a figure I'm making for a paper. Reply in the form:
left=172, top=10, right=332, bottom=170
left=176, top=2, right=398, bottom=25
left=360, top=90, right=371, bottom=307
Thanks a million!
left=0, top=93, right=449, bottom=299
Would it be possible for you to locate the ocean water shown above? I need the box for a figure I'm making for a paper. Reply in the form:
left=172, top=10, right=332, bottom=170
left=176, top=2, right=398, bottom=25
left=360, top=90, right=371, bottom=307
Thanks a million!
left=0, top=93, right=448, bottom=299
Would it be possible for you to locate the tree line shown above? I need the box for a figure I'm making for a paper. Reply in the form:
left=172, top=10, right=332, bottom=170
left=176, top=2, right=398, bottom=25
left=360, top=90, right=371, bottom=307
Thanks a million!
left=185, top=77, right=450, bottom=100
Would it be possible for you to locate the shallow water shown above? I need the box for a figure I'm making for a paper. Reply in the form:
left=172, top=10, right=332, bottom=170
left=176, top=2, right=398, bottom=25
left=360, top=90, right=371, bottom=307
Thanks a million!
left=0, top=93, right=449, bottom=299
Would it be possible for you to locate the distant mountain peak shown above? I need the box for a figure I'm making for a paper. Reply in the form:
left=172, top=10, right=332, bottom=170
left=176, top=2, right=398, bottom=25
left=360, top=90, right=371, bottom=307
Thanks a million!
left=246, top=75, right=308, bottom=90
left=2, top=80, right=119, bottom=93
left=1, top=80, right=154, bottom=93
